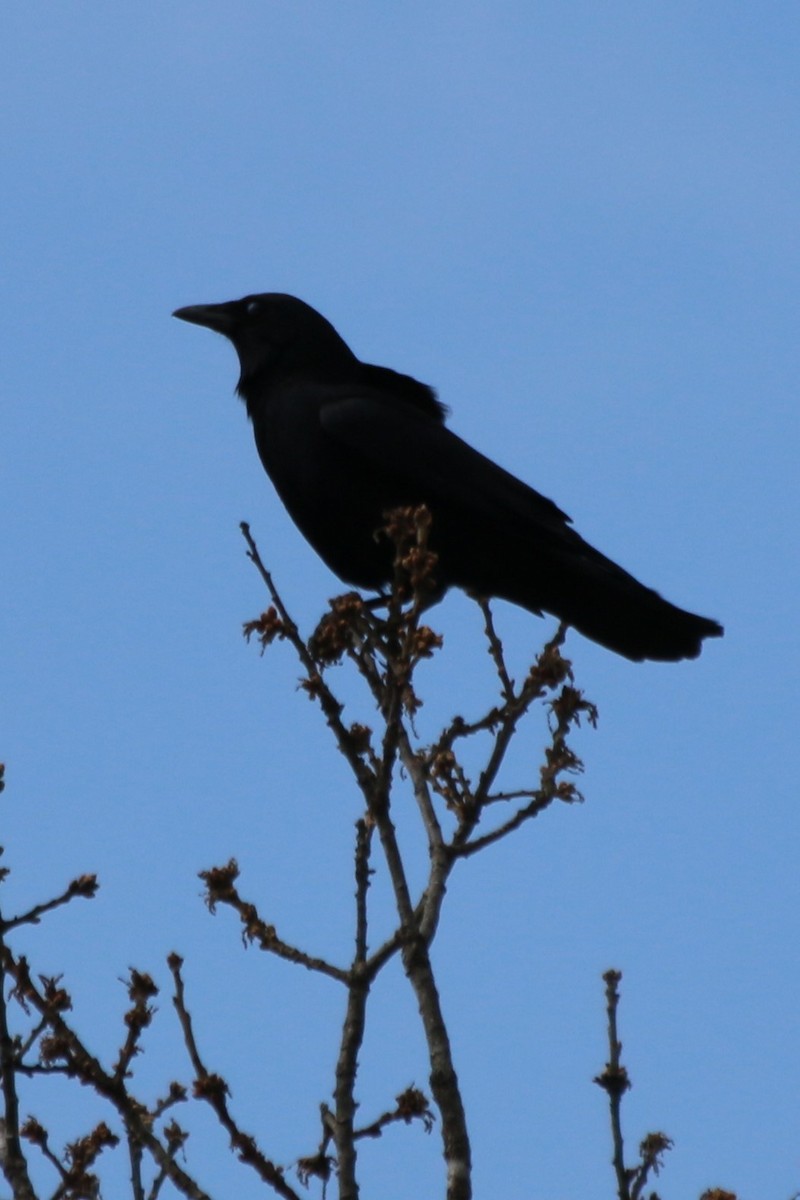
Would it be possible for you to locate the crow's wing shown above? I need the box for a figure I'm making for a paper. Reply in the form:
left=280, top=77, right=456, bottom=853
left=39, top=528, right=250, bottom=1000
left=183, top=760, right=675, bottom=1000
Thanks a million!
left=319, top=387, right=721, bottom=662
left=319, top=389, right=574, bottom=541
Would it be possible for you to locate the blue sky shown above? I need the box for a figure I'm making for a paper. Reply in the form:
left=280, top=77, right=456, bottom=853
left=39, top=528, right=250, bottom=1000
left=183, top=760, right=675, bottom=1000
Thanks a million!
left=2, top=4, right=799, bottom=1197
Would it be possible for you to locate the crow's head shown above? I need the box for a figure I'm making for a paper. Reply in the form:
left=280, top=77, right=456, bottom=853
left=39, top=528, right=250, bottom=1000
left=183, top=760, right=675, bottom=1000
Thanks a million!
left=173, top=293, right=357, bottom=391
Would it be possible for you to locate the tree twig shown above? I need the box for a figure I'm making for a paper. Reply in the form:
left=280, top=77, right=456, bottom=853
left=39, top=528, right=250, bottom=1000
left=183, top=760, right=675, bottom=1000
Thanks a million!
left=595, top=969, right=631, bottom=1200
left=0, top=928, right=37, bottom=1200
left=200, top=859, right=349, bottom=984
left=168, top=953, right=302, bottom=1200
left=330, top=820, right=374, bottom=1200
left=594, top=970, right=673, bottom=1200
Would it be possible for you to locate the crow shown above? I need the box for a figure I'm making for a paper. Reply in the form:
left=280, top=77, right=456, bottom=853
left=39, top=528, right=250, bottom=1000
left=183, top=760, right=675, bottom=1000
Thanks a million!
left=173, top=293, right=722, bottom=662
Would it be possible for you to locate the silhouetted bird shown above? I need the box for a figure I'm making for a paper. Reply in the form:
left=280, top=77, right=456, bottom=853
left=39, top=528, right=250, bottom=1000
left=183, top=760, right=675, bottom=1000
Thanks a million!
left=174, top=294, right=722, bottom=662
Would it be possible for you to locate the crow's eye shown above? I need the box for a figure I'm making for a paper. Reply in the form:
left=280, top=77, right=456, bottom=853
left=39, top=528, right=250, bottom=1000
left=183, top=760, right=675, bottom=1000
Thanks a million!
left=246, top=300, right=260, bottom=315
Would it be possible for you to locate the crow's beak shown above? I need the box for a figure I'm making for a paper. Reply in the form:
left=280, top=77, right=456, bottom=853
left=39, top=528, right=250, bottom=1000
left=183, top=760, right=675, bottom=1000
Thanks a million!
left=173, top=303, right=236, bottom=335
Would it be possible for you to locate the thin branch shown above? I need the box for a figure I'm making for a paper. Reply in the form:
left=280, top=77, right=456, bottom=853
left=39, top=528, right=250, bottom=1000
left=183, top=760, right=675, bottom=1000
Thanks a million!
left=396, top=726, right=444, bottom=855
left=0, top=929, right=37, bottom=1200
left=449, top=788, right=556, bottom=859
left=147, top=1122, right=190, bottom=1200
left=114, top=969, right=158, bottom=1083
left=200, top=860, right=349, bottom=984
left=330, top=821, right=374, bottom=1200
left=595, top=969, right=631, bottom=1200
left=17, top=1016, right=49, bottom=1061
left=482, top=788, right=543, bottom=805
left=363, top=927, right=403, bottom=979
left=241, top=523, right=377, bottom=800
left=353, top=818, right=372, bottom=967
left=353, top=1086, right=433, bottom=1140
left=168, top=954, right=302, bottom=1200
left=452, top=647, right=594, bottom=858
left=593, top=971, right=673, bottom=1200
left=476, top=598, right=515, bottom=702
left=332, top=968, right=369, bottom=1200
left=1, top=874, right=98, bottom=934
left=127, top=1129, right=145, bottom=1200
left=630, top=1131, right=673, bottom=1200
left=472, top=625, right=568, bottom=810
left=18, top=1118, right=68, bottom=1184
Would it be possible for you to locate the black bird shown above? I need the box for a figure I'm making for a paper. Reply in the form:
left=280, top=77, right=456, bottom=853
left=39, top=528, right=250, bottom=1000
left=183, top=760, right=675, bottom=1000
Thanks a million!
left=174, top=293, right=722, bottom=662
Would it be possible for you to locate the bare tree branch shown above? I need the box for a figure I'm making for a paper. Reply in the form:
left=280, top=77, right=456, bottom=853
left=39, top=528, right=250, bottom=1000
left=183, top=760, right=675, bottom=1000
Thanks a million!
left=200, top=859, right=349, bottom=984
left=0, top=927, right=37, bottom=1200
left=1, top=875, right=98, bottom=935
left=594, top=969, right=673, bottom=1200
left=330, top=820, right=374, bottom=1200
left=168, top=953, right=302, bottom=1200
